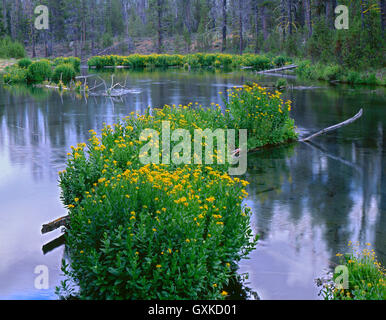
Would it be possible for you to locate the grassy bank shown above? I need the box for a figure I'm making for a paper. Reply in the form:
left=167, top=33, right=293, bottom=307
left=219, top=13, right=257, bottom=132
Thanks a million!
left=57, top=84, right=297, bottom=299
left=322, top=243, right=386, bottom=300
left=0, top=58, right=17, bottom=73
left=295, top=59, right=385, bottom=86
left=87, top=53, right=293, bottom=71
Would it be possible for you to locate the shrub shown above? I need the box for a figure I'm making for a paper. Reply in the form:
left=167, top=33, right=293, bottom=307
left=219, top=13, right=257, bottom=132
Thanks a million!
left=102, top=33, right=114, bottom=48
left=295, top=60, right=314, bottom=79
left=322, top=243, right=385, bottom=300
left=0, top=37, right=26, bottom=58
left=18, top=58, right=32, bottom=69
left=345, top=70, right=362, bottom=84
left=274, top=55, right=292, bottom=67
left=223, top=84, right=297, bottom=148
left=53, top=57, right=81, bottom=72
left=275, top=78, right=287, bottom=89
left=241, top=54, right=273, bottom=71
left=52, top=63, right=76, bottom=84
left=321, top=65, right=344, bottom=81
left=57, top=85, right=298, bottom=299
left=2, top=65, right=27, bottom=83
left=26, top=60, right=53, bottom=83
left=60, top=163, right=256, bottom=299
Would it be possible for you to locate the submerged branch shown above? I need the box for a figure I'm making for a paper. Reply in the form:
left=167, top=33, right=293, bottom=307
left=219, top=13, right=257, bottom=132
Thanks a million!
left=300, top=109, right=363, bottom=142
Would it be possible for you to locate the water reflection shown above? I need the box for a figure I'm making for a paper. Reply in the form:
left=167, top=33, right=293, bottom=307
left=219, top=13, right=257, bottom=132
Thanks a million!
left=239, top=86, right=386, bottom=299
left=0, top=69, right=385, bottom=299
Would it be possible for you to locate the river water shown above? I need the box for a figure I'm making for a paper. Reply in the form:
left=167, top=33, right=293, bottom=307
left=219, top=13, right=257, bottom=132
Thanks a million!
left=0, top=69, right=385, bottom=299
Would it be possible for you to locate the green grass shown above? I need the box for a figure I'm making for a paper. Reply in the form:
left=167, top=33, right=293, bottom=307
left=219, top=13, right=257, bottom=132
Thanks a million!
left=295, top=59, right=384, bottom=86
left=87, top=53, right=293, bottom=71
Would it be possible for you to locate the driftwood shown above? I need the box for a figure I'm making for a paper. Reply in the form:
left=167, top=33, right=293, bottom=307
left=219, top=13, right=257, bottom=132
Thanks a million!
left=41, top=215, right=69, bottom=234
left=257, top=64, right=298, bottom=74
left=300, top=109, right=363, bottom=142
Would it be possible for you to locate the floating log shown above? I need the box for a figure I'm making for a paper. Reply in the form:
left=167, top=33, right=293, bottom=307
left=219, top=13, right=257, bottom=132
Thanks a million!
left=300, top=109, right=363, bottom=142
left=257, top=64, right=298, bottom=74
left=41, top=215, right=69, bottom=234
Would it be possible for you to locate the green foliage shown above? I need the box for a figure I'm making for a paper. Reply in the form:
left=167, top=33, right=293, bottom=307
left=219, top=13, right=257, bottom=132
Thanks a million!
left=102, top=33, right=114, bottom=48
left=273, top=55, right=292, bottom=68
left=18, top=58, right=32, bottom=69
left=224, top=84, right=297, bottom=149
left=2, top=65, right=27, bottom=83
left=60, top=162, right=256, bottom=299
left=87, top=53, right=284, bottom=71
left=0, top=37, right=26, bottom=59
left=52, top=63, right=76, bottom=84
left=26, top=60, right=53, bottom=84
left=57, top=84, right=297, bottom=299
left=322, top=243, right=386, bottom=300
left=53, top=57, right=81, bottom=72
left=295, top=59, right=382, bottom=86
left=275, top=78, right=287, bottom=89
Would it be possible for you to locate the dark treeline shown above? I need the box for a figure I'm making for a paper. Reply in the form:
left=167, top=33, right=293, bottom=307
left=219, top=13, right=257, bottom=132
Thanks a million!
left=0, top=0, right=384, bottom=69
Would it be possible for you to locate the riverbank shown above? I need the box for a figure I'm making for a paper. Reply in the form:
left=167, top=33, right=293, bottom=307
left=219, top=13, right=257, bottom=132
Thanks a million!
left=2, top=53, right=385, bottom=88
left=0, top=58, right=16, bottom=73
left=294, top=59, right=385, bottom=86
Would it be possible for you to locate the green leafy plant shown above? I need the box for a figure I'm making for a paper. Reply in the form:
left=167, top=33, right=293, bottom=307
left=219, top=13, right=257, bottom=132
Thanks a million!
left=26, top=60, right=53, bottom=83
left=52, top=63, right=76, bottom=84
left=18, top=58, right=32, bottom=69
left=57, top=84, right=297, bottom=299
left=0, top=37, right=26, bottom=59
left=322, top=243, right=386, bottom=300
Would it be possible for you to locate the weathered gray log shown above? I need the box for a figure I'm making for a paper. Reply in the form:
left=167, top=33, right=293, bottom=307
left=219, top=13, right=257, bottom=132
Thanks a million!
left=41, top=215, right=69, bottom=234
left=300, top=108, right=363, bottom=142
left=257, top=64, right=298, bottom=74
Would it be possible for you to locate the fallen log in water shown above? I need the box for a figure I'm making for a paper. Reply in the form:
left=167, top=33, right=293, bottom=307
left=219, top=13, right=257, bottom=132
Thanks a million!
left=300, top=109, right=363, bottom=142
left=257, top=64, right=298, bottom=74
left=41, top=215, right=69, bottom=234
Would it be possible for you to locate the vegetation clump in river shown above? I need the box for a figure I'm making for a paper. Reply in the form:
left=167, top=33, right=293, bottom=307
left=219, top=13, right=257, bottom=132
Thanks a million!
left=2, top=56, right=80, bottom=85
left=57, top=84, right=296, bottom=299
left=321, top=243, right=386, bottom=300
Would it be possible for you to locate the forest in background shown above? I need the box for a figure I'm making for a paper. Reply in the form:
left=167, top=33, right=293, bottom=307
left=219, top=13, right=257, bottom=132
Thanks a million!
left=0, top=0, right=385, bottom=70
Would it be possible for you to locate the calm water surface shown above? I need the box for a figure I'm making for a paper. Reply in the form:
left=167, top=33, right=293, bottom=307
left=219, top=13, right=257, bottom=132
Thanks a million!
left=0, top=69, right=385, bottom=299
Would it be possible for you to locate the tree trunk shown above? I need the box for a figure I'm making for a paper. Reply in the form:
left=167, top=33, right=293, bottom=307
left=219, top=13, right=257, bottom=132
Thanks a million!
left=281, top=0, right=286, bottom=40
left=287, top=0, right=293, bottom=35
left=304, top=0, right=312, bottom=38
left=2, top=0, right=7, bottom=34
left=254, top=0, right=259, bottom=53
left=381, top=0, right=386, bottom=34
left=10, top=0, right=20, bottom=39
left=121, top=0, right=132, bottom=54
left=361, top=0, right=366, bottom=29
left=157, top=0, right=163, bottom=53
left=326, top=0, right=333, bottom=29
left=221, top=0, right=227, bottom=52
left=261, top=5, right=268, bottom=41
left=238, top=0, right=243, bottom=55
